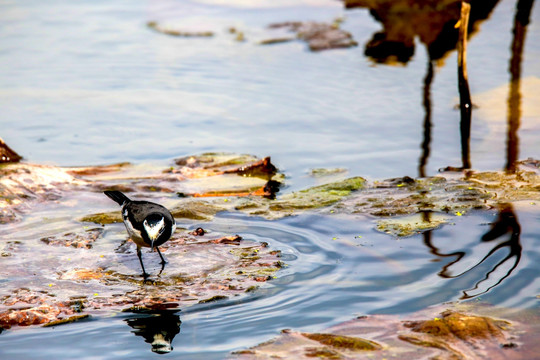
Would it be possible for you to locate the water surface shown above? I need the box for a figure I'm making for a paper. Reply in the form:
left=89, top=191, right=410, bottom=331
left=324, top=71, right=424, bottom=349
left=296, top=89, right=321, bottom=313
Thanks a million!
left=1, top=0, right=540, bottom=358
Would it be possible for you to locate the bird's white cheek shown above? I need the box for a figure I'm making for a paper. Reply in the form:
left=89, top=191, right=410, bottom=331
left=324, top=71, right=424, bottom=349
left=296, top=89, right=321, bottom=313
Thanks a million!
left=144, top=218, right=165, bottom=241
left=124, top=218, right=142, bottom=240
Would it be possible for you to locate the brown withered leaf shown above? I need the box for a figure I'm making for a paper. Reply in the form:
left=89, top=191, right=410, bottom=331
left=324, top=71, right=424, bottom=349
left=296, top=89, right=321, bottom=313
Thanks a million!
left=41, top=228, right=104, bottom=249
left=231, top=303, right=537, bottom=360
left=0, top=137, right=22, bottom=164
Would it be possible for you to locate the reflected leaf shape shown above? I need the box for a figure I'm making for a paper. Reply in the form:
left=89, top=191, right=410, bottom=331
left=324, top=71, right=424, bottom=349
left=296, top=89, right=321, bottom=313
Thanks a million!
left=347, top=0, right=500, bottom=64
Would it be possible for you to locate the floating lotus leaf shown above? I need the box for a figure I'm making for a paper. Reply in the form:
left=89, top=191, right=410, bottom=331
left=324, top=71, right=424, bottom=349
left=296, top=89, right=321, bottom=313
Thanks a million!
left=3, top=154, right=540, bottom=331
left=231, top=303, right=539, bottom=360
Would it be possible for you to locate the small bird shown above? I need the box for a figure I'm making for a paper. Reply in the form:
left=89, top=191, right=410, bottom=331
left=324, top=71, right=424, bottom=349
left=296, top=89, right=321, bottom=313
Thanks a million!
left=104, top=190, right=176, bottom=278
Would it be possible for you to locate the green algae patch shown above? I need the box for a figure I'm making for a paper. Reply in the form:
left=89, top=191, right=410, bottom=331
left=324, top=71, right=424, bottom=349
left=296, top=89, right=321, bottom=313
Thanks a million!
left=333, top=162, right=540, bottom=231
left=170, top=199, right=226, bottom=221
left=230, top=303, right=533, bottom=360
left=304, top=347, right=343, bottom=359
left=42, top=314, right=90, bottom=327
left=309, top=168, right=348, bottom=178
left=81, top=200, right=225, bottom=225
left=404, top=311, right=507, bottom=341
left=376, top=212, right=450, bottom=237
left=80, top=211, right=122, bottom=225
left=228, top=176, right=366, bottom=219
left=302, top=333, right=382, bottom=351
left=271, top=177, right=366, bottom=211
left=174, top=153, right=268, bottom=174
left=198, top=295, right=229, bottom=304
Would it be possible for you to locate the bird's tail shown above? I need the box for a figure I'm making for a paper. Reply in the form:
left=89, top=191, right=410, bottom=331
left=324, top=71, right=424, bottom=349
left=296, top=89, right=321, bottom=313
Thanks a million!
left=104, top=190, right=131, bottom=206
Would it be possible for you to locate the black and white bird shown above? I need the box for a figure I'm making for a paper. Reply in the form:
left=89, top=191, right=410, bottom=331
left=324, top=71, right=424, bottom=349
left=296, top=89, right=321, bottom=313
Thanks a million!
left=104, top=190, right=176, bottom=278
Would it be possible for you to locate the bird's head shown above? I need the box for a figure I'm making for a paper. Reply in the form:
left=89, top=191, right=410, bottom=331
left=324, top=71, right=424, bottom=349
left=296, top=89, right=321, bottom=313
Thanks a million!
left=143, top=214, right=166, bottom=251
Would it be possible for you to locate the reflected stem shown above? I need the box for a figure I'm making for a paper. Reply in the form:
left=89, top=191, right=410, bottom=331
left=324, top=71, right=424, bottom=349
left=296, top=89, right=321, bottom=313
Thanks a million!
left=457, top=1, right=472, bottom=170
left=505, top=0, right=535, bottom=173
left=419, top=59, right=434, bottom=178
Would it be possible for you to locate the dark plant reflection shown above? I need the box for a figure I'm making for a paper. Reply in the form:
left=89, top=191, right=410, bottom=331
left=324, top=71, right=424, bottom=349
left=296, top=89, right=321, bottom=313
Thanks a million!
left=347, top=0, right=499, bottom=175
left=346, top=0, right=538, bottom=177
left=418, top=60, right=434, bottom=178
left=506, top=0, right=535, bottom=173
left=422, top=204, right=522, bottom=299
left=346, top=0, right=499, bottom=65
left=126, top=311, right=181, bottom=354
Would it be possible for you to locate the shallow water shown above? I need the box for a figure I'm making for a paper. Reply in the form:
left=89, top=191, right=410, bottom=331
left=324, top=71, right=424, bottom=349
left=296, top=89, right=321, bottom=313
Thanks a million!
left=1, top=0, right=540, bottom=358
left=2, top=0, right=539, bottom=187
left=2, top=206, right=540, bottom=359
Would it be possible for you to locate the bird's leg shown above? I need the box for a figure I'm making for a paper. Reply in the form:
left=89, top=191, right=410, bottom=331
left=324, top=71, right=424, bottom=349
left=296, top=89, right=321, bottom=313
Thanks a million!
left=156, top=247, right=167, bottom=277
left=156, top=246, right=167, bottom=265
left=136, top=246, right=149, bottom=279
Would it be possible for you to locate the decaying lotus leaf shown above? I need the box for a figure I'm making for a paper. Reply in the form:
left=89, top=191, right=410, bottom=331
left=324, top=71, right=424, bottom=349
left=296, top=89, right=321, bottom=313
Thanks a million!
left=0, top=137, right=22, bottom=164
left=376, top=212, right=450, bottom=237
left=0, top=163, right=84, bottom=223
left=174, top=153, right=268, bottom=175
left=41, top=228, right=104, bottom=249
left=309, top=168, right=348, bottom=178
left=60, top=269, right=104, bottom=281
left=231, top=303, right=534, bottom=360
left=82, top=176, right=366, bottom=223
left=233, top=177, right=367, bottom=219
left=331, top=164, right=540, bottom=237
left=301, top=332, right=382, bottom=351
left=4, top=153, right=540, bottom=333
left=79, top=211, right=122, bottom=225
left=170, top=199, right=226, bottom=221
left=147, top=21, right=214, bottom=37
left=0, top=227, right=282, bottom=329
left=0, top=304, right=72, bottom=329
left=264, top=20, right=358, bottom=51
left=0, top=289, right=81, bottom=330
left=403, top=311, right=507, bottom=341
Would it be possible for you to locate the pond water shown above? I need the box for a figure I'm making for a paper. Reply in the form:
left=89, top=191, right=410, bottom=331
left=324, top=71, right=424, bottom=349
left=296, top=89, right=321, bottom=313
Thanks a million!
left=2, top=206, right=540, bottom=359
left=1, top=0, right=540, bottom=359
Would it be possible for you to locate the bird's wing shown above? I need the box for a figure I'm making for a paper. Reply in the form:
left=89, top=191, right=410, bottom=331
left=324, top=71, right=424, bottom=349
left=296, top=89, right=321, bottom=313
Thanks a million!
left=125, top=202, right=168, bottom=230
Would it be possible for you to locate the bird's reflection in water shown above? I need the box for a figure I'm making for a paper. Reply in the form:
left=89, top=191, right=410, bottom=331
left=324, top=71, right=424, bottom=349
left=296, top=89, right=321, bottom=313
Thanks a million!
left=423, top=203, right=522, bottom=299
left=126, top=311, right=181, bottom=354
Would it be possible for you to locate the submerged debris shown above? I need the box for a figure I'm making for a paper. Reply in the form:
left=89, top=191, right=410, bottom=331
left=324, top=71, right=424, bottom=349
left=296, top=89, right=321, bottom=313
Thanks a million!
left=258, top=37, right=295, bottom=45
left=264, top=20, right=358, bottom=51
left=376, top=212, right=449, bottom=237
left=41, top=228, right=104, bottom=249
left=309, top=168, right=348, bottom=178
left=301, top=332, right=382, bottom=351
left=147, top=21, right=214, bottom=37
left=0, top=163, right=83, bottom=224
